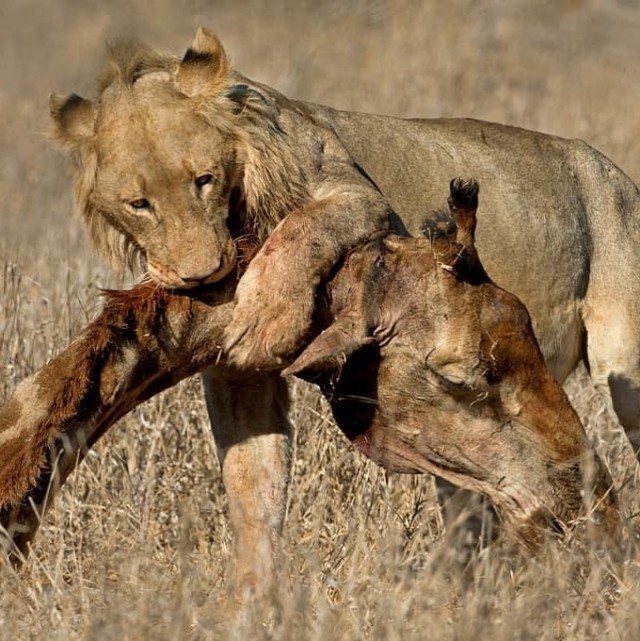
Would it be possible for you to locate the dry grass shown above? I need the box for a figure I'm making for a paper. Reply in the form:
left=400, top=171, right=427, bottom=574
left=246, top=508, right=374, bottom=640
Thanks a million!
left=2, top=1, right=640, bottom=638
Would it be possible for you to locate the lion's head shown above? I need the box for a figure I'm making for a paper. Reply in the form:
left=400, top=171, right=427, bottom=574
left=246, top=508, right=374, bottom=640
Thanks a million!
left=50, top=29, right=308, bottom=288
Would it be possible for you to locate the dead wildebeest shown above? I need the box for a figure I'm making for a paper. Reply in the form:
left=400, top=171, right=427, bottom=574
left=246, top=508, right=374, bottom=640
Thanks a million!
left=0, top=179, right=618, bottom=573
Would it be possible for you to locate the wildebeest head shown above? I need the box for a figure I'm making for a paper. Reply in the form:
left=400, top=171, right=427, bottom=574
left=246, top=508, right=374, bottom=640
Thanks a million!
left=284, top=178, right=617, bottom=543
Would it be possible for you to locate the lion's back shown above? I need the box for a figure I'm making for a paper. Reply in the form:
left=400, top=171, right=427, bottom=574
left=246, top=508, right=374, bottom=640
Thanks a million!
left=323, top=107, right=640, bottom=375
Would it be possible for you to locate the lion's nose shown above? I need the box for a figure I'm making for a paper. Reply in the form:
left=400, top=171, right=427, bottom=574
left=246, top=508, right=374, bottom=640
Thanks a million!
left=177, top=239, right=237, bottom=287
left=177, top=260, right=222, bottom=286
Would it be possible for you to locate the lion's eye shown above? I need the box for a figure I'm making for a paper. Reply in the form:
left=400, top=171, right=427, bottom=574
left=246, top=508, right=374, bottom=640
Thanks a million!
left=130, top=198, right=150, bottom=210
left=195, top=174, right=214, bottom=188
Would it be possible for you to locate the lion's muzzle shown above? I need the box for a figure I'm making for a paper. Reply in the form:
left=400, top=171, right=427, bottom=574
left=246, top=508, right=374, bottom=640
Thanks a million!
left=147, top=237, right=238, bottom=289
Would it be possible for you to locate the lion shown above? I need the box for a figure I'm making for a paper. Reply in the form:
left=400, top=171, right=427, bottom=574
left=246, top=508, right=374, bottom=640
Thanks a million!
left=0, top=179, right=618, bottom=576
left=42, top=28, right=640, bottom=590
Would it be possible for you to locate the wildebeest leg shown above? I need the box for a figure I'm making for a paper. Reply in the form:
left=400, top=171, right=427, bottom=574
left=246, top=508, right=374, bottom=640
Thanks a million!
left=201, top=367, right=292, bottom=597
left=0, top=284, right=233, bottom=561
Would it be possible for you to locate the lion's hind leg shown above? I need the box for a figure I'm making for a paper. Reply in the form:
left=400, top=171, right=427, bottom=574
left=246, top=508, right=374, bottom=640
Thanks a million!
left=583, top=299, right=640, bottom=454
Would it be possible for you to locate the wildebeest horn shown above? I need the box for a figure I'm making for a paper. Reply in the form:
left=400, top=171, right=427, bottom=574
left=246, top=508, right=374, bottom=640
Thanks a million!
left=282, top=314, right=375, bottom=377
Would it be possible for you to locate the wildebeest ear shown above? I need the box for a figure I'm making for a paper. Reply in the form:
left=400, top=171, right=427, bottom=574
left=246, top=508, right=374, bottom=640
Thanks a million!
left=282, top=317, right=374, bottom=377
left=446, top=177, right=490, bottom=284
left=176, top=27, right=229, bottom=97
left=448, top=177, right=479, bottom=248
left=49, top=93, right=96, bottom=149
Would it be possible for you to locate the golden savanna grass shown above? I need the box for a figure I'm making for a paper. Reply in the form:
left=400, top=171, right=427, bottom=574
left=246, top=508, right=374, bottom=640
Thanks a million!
left=2, top=1, right=640, bottom=638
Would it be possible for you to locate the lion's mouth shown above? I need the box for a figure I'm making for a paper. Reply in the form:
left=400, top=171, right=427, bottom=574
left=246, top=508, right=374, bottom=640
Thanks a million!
left=147, top=238, right=239, bottom=290
left=200, top=237, right=238, bottom=285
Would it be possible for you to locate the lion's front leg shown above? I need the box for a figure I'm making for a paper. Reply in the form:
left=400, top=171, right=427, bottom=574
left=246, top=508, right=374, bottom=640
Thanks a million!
left=201, top=366, right=292, bottom=599
left=224, top=189, right=395, bottom=369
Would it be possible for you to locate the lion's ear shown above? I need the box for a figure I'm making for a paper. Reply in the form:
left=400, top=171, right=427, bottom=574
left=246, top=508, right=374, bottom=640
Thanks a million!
left=49, top=93, right=96, bottom=150
left=176, top=27, right=229, bottom=97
